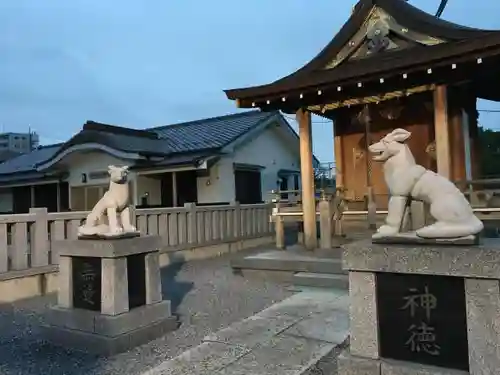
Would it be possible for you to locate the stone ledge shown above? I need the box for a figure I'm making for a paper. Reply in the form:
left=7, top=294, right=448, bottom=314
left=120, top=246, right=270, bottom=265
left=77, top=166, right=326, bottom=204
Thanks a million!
left=338, top=352, right=469, bottom=375
left=45, top=300, right=172, bottom=336
left=40, top=314, right=178, bottom=356
left=381, top=358, right=469, bottom=375
left=337, top=350, right=381, bottom=375
left=342, top=238, right=500, bottom=279
left=54, top=235, right=162, bottom=258
left=158, top=233, right=274, bottom=253
left=141, top=341, right=250, bottom=375
left=0, top=265, right=57, bottom=282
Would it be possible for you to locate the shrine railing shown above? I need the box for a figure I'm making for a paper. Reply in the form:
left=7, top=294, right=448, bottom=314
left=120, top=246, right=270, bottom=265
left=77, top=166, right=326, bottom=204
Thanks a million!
left=0, top=203, right=273, bottom=276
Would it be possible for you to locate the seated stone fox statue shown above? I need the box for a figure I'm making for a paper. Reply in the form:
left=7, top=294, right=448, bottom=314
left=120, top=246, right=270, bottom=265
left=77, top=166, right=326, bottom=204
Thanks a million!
left=368, top=128, right=483, bottom=239
left=78, top=165, right=138, bottom=237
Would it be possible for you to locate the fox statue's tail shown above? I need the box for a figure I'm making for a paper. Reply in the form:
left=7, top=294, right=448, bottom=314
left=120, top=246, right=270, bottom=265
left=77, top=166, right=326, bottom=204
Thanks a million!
left=416, top=216, right=484, bottom=239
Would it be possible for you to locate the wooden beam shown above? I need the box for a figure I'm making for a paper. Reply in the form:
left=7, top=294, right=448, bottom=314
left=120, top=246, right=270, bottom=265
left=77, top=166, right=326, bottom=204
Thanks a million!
left=297, top=109, right=317, bottom=250
left=433, top=85, right=451, bottom=178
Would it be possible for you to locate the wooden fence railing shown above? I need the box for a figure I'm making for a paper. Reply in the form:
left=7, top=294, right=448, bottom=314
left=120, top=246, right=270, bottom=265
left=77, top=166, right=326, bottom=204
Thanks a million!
left=0, top=203, right=273, bottom=275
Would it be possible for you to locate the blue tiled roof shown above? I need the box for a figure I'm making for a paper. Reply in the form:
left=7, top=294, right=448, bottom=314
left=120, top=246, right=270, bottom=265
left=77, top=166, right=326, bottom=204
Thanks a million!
left=0, top=144, right=61, bottom=174
left=148, top=110, right=276, bottom=152
left=0, top=110, right=279, bottom=177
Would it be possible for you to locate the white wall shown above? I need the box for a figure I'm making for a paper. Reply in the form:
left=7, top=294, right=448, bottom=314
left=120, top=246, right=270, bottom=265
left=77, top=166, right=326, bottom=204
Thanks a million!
left=136, top=175, right=162, bottom=206
left=197, top=126, right=300, bottom=203
left=64, top=152, right=127, bottom=187
left=58, top=151, right=163, bottom=207
left=197, top=160, right=235, bottom=204
left=233, top=126, right=299, bottom=197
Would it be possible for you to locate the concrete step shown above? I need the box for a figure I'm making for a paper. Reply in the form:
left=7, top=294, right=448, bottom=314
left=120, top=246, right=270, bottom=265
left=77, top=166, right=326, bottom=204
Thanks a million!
left=293, top=272, right=349, bottom=290
left=142, top=290, right=349, bottom=375
left=231, top=250, right=345, bottom=275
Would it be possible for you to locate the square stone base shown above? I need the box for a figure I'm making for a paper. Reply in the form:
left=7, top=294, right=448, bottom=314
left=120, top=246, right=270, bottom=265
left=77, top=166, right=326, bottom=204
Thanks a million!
left=338, top=350, right=469, bottom=375
left=41, top=300, right=177, bottom=356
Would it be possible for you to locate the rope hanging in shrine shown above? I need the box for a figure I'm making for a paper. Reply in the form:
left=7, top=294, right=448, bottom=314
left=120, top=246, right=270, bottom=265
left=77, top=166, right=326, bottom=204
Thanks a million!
left=307, top=84, right=436, bottom=113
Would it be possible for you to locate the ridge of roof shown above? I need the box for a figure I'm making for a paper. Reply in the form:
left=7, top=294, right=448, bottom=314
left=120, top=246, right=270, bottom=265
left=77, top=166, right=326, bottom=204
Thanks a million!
left=147, top=110, right=276, bottom=131
left=84, top=121, right=159, bottom=140
left=372, top=0, right=498, bottom=37
left=37, top=143, right=65, bottom=149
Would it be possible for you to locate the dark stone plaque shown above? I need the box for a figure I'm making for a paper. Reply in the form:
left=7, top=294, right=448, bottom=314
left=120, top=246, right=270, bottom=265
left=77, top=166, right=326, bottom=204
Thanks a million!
left=376, top=273, right=469, bottom=371
left=127, top=254, right=146, bottom=309
left=72, top=257, right=102, bottom=311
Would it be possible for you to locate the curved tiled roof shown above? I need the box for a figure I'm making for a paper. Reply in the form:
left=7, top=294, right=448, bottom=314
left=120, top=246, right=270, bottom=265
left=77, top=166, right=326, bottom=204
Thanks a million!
left=225, top=0, right=500, bottom=105
left=148, top=110, right=274, bottom=152
left=0, top=144, right=61, bottom=175
left=0, top=110, right=279, bottom=177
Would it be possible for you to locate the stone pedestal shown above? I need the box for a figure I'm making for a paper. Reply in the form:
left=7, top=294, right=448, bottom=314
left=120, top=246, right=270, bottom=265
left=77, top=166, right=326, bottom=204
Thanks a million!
left=43, top=236, right=177, bottom=355
left=339, top=239, right=500, bottom=375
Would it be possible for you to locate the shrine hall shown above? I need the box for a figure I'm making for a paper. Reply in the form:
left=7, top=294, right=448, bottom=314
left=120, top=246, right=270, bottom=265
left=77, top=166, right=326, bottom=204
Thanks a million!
left=225, top=0, right=500, bottom=250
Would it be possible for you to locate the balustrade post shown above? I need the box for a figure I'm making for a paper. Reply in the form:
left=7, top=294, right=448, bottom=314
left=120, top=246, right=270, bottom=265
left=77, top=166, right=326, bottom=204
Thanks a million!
left=184, top=203, right=197, bottom=245
left=129, top=205, right=137, bottom=230
left=274, top=200, right=285, bottom=250
left=234, top=202, right=241, bottom=238
left=29, top=207, right=49, bottom=267
left=319, top=193, right=333, bottom=249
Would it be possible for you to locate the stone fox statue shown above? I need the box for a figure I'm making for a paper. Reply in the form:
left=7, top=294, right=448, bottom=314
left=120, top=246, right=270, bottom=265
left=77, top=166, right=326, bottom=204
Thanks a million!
left=78, top=165, right=137, bottom=237
left=368, top=128, right=483, bottom=239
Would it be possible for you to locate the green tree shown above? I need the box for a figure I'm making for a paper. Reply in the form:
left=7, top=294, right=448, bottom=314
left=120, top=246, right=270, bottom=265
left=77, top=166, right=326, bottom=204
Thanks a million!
left=478, top=127, right=500, bottom=177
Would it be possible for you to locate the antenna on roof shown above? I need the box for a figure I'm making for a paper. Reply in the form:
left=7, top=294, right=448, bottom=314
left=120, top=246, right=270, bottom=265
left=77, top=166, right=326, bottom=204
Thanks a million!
left=435, top=0, right=449, bottom=18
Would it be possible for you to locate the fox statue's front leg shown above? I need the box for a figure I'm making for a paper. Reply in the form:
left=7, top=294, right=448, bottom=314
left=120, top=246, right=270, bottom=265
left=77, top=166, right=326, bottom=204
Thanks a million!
left=374, top=195, right=408, bottom=237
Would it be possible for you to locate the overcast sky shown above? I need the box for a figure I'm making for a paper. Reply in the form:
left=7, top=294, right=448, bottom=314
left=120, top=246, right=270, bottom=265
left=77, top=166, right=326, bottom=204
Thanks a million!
left=1, top=0, right=499, bottom=161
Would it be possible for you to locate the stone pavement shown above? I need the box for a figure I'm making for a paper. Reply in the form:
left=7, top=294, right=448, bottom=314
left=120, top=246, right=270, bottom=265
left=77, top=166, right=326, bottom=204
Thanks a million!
left=0, top=247, right=295, bottom=375
left=142, top=288, right=350, bottom=375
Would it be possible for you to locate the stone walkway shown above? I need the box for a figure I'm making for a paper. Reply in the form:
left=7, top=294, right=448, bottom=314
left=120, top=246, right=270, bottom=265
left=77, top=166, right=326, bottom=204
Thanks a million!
left=0, top=247, right=294, bottom=375
left=141, top=288, right=350, bottom=375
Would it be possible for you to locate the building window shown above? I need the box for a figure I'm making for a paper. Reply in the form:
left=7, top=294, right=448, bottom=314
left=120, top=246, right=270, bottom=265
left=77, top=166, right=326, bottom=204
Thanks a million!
left=234, top=169, right=262, bottom=204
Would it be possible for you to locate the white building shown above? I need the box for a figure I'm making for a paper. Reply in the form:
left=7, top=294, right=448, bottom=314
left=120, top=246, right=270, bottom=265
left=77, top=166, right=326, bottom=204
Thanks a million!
left=0, top=132, right=39, bottom=153
left=0, top=111, right=319, bottom=213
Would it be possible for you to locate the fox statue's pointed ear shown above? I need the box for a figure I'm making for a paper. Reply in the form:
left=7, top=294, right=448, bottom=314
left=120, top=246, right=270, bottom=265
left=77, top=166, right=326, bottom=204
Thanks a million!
left=390, top=128, right=411, bottom=143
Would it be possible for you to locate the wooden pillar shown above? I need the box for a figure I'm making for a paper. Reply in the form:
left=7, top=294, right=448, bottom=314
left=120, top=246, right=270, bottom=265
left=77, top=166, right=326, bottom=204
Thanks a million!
left=297, top=109, right=317, bottom=250
left=172, top=171, right=178, bottom=207
left=449, top=106, right=466, bottom=182
left=433, top=85, right=451, bottom=178
left=132, top=175, right=138, bottom=206
left=56, top=182, right=61, bottom=212
left=461, top=109, right=473, bottom=181
left=333, top=121, right=344, bottom=189
left=68, top=184, right=73, bottom=210
left=30, top=185, right=35, bottom=208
